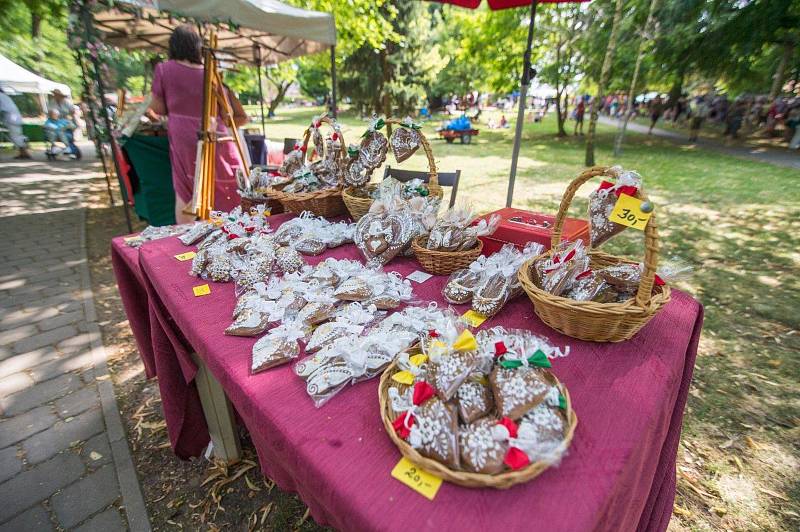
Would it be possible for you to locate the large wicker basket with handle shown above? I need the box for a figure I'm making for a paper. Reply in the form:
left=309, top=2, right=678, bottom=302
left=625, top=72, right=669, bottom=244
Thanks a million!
left=342, top=118, right=443, bottom=221
left=265, top=116, right=348, bottom=218
left=378, top=358, right=578, bottom=489
left=518, top=166, right=671, bottom=342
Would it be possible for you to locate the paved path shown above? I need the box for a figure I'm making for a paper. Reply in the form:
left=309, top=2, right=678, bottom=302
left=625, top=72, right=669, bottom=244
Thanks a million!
left=0, top=146, right=149, bottom=531
left=599, top=115, right=800, bottom=170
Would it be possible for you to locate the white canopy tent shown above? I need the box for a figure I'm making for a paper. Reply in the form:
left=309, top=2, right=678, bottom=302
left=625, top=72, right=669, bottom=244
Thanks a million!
left=0, top=54, right=72, bottom=112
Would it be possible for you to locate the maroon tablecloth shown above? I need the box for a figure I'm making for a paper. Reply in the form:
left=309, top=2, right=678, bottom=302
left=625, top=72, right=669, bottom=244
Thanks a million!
left=111, top=214, right=702, bottom=532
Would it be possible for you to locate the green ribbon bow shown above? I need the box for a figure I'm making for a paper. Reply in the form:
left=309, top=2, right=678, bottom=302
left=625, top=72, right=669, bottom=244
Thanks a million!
left=347, top=145, right=359, bottom=158
left=498, top=349, right=552, bottom=369
left=400, top=119, right=422, bottom=130
left=362, top=117, right=386, bottom=137
left=558, top=393, right=567, bottom=410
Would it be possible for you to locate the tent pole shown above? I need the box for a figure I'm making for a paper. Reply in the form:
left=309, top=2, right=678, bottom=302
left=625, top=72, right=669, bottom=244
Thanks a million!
left=505, top=0, right=538, bottom=208
left=330, top=45, right=337, bottom=118
left=81, top=5, right=133, bottom=231
left=253, top=44, right=266, bottom=134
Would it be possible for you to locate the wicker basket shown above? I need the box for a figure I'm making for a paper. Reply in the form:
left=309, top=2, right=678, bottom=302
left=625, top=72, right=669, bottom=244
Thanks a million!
left=265, top=116, right=347, bottom=218
left=342, top=118, right=444, bottom=221
left=518, top=166, right=671, bottom=342
left=411, top=236, right=483, bottom=276
left=378, top=360, right=578, bottom=489
left=239, top=194, right=284, bottom=215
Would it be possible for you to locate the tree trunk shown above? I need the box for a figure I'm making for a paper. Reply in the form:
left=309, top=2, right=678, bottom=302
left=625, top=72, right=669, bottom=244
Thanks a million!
left=267, top=82, right=290, bottom=116
left=31, top=13, right=41, bottom=38
left=380, top=48, right=391, bottom=116
left=555, top=90, right=567, bottom=137
left=585, top=0, right=624, bottom=166
left=614, top=0, right=660, bottom=156
left=768, top=41, right=794, bottom=101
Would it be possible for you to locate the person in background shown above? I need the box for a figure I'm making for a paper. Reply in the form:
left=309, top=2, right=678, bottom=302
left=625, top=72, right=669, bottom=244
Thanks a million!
left=44, top=108, right=79, bottom=155
left=574, top=97, right=585, bottom=136
left=51, top=89, right=76, bottom=128
left=688, top=96, right=709, bottom=142
left=648, top=96, right=664, bottom=134
left=0, top=87, right=31, bottom=159
left=148, top=24, right=248, bottom=223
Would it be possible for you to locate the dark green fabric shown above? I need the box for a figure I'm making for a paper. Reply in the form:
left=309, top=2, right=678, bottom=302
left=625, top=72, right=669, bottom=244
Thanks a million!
left=122, top=135, right=176, bottom=226
left=22, top=123, right=45, bottom=142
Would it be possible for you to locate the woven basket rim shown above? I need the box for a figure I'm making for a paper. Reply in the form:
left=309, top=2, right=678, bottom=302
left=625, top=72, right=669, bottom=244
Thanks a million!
left=378, top=360, right=578, bottom=489
left=410, top=235, right=482, bottom=258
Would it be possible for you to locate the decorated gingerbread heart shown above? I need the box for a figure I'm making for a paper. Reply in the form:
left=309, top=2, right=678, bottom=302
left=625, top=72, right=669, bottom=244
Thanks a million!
left=354, top=212, right=414, bottom=267
left=390, top=127, right=421, bottom=163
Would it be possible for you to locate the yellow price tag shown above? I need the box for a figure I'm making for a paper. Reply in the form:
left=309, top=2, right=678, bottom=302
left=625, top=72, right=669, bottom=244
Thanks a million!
left=391, top=457, right=442, bottom=500
left=192, top=284, right=211, bottom=297
left=609, top=193, right=653, bottom=230
left=174, top=251, right=197, bottom=262
left=461, top=310, right=487, bottom=328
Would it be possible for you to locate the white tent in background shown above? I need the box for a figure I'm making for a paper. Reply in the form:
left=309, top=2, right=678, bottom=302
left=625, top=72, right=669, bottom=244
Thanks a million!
left=0, top=53, right=71, bottom=112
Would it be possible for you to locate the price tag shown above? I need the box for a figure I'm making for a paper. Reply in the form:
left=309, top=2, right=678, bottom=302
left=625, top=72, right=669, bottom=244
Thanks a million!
left=391, top=457, right=442, bottom=500
left=609, top=193, right=653, bottom=230
left=461, top=310, right=487, bottom=328
left=406, top=270, right=433, bottom=284
left=174, top=251, right=197, bottom=261
left=192, top=284, right=211, bottom=297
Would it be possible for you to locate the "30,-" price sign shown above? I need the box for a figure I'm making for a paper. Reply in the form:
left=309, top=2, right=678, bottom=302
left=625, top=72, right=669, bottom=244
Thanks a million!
left=609, top=193, right=653, bottom=230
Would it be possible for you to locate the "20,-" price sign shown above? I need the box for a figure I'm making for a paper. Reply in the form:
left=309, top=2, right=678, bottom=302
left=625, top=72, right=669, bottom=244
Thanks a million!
left=391, top=457, right=442, bottom=500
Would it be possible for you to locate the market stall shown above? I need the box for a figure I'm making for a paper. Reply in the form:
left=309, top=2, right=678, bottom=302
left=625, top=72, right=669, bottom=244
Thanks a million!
left=111, top=210, right=701, bottom=531
left=0, top=53, right=72, bottom=113
left=71, top=0, right=337, bottom=227
left=111, top=113, right=702, bottom=529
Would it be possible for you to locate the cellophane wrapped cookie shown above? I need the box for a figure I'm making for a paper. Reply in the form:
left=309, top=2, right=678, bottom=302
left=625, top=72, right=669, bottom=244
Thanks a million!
left=459, top=418, right=508, bottom=474
left=529, top=240, right=589, bottom=297
left=250, top=320, right=308, bottom=374
left=470, top=242, right=544, bottom=317
left=389, top=382, right=460, bottom=469
left=588, top=167, right=642, bottom=248
left=426, top=207, right=500, bottom=252
left=179, top=221, right=216, bottom=246
left=354, top=201, right=416, bottom=268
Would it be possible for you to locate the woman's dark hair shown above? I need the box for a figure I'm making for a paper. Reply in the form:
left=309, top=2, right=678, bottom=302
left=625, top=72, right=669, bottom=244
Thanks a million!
left=168, top=24, right=203, bottom=64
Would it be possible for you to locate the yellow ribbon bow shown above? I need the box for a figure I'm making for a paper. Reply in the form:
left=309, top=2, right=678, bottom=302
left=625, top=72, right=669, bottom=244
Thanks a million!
left=452, top=329, right=477, bottom=352
left=391, top=354, right=428, bottom=385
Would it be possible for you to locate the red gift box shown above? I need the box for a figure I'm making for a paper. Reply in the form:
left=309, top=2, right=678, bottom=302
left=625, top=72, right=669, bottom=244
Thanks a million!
left=474, top=208, right=589, bottom=256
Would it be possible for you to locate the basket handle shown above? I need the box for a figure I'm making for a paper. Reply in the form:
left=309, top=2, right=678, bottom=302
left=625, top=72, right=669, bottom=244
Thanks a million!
left=384, top=118, right=439, bottom=186
left=551, top=166, right=659, bottom=308
left=299, top=115, right=348, bottom=187
left=301, top=115, right=348, bottom=166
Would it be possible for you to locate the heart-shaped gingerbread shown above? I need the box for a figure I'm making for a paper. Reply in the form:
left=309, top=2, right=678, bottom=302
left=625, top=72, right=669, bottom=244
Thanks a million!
left=354, top=212, right=414, bottom=267
left=408, top=397, right=460, bottom=469
left=390, top=127, right=421, bottom=163
left=490, top=366, right=549, bottom=420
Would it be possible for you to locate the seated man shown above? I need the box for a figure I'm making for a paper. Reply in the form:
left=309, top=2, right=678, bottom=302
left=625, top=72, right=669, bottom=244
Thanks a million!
left=44, top=109, right=78, bottom=155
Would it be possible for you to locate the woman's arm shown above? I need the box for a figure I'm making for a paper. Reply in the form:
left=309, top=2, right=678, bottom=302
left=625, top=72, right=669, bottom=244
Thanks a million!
left=148, top=63, right=168, bottom=117
left=227, top=89, right=249, bottom=128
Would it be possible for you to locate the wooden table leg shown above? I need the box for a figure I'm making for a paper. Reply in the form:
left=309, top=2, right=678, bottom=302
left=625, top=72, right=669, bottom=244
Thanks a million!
left=191, top=353, right=241, bottom=464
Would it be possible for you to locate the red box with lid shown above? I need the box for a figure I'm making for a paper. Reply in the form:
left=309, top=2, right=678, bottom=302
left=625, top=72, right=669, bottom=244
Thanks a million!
left=474, top=207, right=589, bottom=255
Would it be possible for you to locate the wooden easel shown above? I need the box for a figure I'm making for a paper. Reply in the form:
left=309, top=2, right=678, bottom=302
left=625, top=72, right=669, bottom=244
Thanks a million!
left=188, top=31, right=248, bottom=220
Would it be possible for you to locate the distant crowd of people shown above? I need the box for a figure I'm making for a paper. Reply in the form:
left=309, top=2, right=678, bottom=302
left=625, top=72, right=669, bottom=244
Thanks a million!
left=589, top=92, right=800, bottom=148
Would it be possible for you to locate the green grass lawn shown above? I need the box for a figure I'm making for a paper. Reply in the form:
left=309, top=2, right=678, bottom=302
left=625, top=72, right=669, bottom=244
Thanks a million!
left=252, top=105, right=800, bottom=530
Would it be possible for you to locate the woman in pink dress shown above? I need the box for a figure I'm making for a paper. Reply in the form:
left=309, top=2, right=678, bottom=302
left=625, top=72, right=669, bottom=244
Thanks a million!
left=149, top=25, right=248, bottom=223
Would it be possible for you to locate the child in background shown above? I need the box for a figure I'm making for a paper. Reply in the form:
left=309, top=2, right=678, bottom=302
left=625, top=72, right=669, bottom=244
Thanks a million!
left=44, top=109, right=79, bottom=156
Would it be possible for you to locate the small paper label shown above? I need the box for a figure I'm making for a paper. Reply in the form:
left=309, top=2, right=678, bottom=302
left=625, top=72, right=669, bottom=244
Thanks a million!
left=406, top=270, right=433, bottom=284
left=174, top=251, right=197, bottom=261
left=391, top=457, right=442, bottom=500
left=123, top=236, right=140, bottom=243
left=461, top=310, right=487, bottom=328
left=193, top=284, right=211, bottom=296
left=609, top=193, right=652, bottom=230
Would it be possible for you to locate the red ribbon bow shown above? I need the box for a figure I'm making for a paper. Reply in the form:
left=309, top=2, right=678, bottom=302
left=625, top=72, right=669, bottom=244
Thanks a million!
left=494, top=341, right=507, bottom=357
left=331, top=132, right=339, bottom=141
left=227, top=233, right=239, bottom=241
left=428, top=329, right=439, bottom=338
left=575, top=269, right=593, bottom=280
left=598, top=180, right=638, bottom=198
left=497, top=417, right=530, bottom=470
left=392, top=382, right=436, bottom=439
